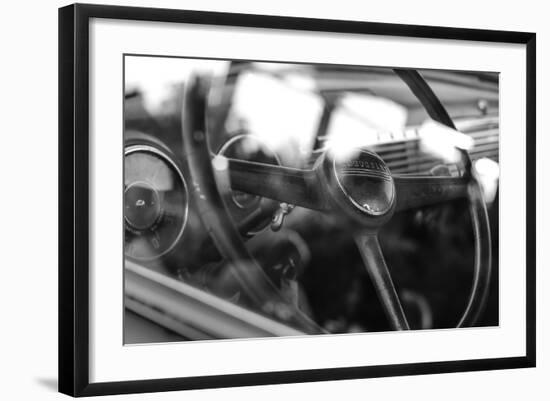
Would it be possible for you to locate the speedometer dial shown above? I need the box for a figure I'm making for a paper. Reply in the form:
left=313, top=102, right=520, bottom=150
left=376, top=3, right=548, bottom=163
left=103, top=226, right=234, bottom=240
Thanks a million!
left=124, top=145, right=188, bottom=261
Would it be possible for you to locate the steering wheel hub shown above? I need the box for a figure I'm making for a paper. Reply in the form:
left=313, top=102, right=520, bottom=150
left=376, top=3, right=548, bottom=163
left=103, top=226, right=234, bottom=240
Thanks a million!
left=320, top=148, right=396, bottom=228
left=333, top=149, right=395, bottom=216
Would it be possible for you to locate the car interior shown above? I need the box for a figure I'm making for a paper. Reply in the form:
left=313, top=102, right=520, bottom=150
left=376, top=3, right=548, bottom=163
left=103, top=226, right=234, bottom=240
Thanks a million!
left=123, top=59, right=499, bottom=343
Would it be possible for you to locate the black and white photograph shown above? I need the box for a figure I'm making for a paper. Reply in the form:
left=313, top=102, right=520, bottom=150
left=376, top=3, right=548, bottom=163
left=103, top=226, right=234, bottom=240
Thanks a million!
left=54, top=3, right=537, bottom=397
left=123, top=56, right=500, bottom=343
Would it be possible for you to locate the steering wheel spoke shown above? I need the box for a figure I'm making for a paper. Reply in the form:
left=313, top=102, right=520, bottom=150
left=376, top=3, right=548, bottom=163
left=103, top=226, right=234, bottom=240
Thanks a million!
left=354, top=232, right=410, bottom=330
left=226, top=158, right=332, bottom=211
left=393, top=174, right=469, bottom=212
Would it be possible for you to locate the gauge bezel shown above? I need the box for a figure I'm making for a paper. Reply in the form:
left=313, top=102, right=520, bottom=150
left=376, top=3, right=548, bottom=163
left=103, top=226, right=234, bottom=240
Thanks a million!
left=124, top=144, right=189, bottom=261
left=217, top=133, right=282, bottom=209
left=217, top=133, right=283, bottom=235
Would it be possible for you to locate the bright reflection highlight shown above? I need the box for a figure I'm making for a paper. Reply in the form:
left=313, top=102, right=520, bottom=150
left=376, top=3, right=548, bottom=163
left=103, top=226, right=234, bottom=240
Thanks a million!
left=229, top=71, right=323, bottom=165
left=212, top=154, right=229, bottom=172
left=339, top=93, right=408, bottom=134
left=474, top=157, right=500, bottom=203
left=325, top=93, right=407, bottom=162
left=283, top=73, right=317, bottom=92
left=125, top=58, right=229, bottom=114
left=325, top=129, right=377, bottom=163
left=418, top=119, right=474, bottom=163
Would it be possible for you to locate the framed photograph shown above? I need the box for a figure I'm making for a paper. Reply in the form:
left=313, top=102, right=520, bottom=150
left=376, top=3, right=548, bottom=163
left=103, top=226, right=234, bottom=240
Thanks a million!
left=58, top=3, right=536, bottom=397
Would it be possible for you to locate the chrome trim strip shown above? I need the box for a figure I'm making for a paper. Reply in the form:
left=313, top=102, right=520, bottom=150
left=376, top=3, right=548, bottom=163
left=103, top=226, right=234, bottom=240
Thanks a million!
left=125, top=260, right=305, bottom=340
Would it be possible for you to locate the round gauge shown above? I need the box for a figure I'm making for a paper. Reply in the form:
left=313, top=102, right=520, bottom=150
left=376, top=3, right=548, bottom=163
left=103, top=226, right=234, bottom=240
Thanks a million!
left=218, top=134, right=281, bottom=207
left=217, top=134, right=281, bottom=234
left=124, top=145, right=188, bottom=261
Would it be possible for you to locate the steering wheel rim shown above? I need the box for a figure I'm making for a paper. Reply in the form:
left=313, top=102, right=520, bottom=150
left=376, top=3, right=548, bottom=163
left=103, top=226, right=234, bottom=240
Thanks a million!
left=180, top=76, right=324, bottom=333
left=394, top=69, right=492, bottom=327
left=181, top=69, right=492, bottom=332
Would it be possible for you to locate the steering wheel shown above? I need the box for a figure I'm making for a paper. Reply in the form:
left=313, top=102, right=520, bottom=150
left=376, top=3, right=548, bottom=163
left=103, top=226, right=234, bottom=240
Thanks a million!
left=181, top=69, right=492, bottom=333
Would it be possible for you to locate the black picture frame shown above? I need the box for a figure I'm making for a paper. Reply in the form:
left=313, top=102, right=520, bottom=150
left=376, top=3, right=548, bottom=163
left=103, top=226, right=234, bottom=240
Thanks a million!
left=59, top=3, right=536, bottom=397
